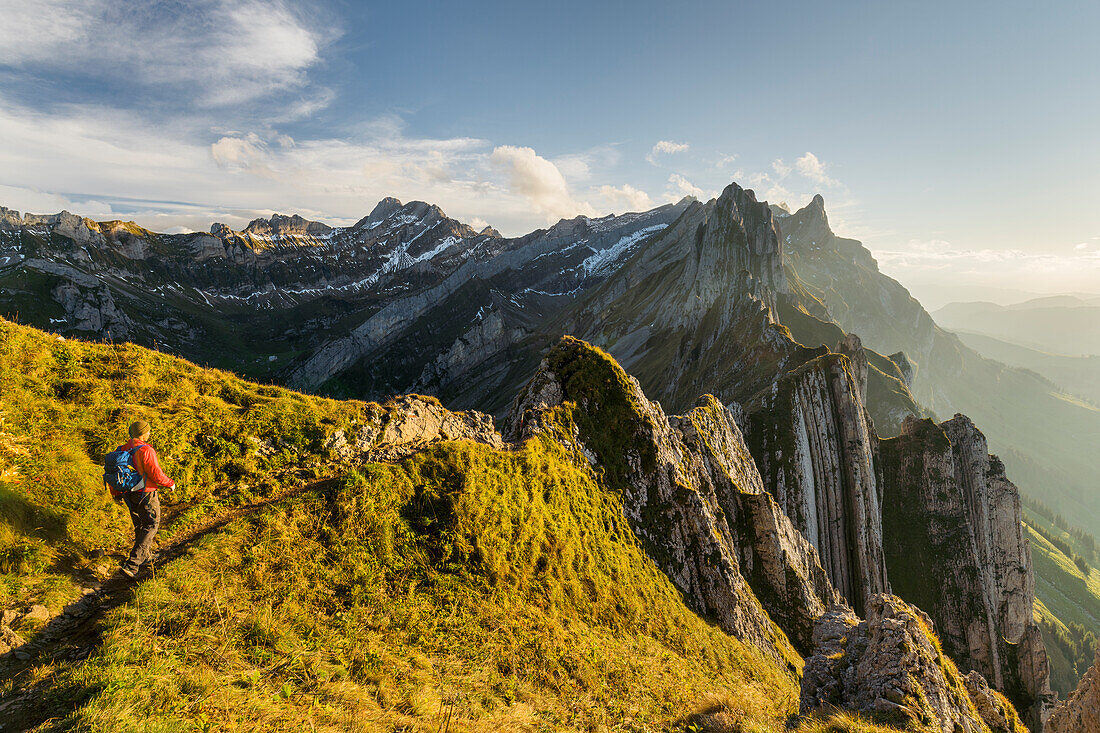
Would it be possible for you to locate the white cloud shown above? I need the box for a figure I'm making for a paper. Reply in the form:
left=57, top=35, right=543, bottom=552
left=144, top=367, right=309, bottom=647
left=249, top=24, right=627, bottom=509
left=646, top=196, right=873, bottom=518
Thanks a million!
left=795, top=152, right=840, bottom=188
left=0, top=95, right=626, bottom=235
left=211, top=133, right=275, bottom=174
left=0, top=185, right=115, bottom=218
left=646, top=140, right=690, bottom=165
left=597, top=184, right=654, bottom=212
left=665, top=174, right=710, bottom=202
left=490, top=145, right=595, bottom=222
left=0, top=0, right=329, bottom=108
left=552, top=154, right=593, bottom=182
left=727, top=151, right=847, bottom=213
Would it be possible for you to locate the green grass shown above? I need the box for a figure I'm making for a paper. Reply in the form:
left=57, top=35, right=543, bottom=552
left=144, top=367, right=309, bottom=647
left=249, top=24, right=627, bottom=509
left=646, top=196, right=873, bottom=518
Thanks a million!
left=0, top=317, right=371, bottom=611
left=18, top=440, right=803, bottom=731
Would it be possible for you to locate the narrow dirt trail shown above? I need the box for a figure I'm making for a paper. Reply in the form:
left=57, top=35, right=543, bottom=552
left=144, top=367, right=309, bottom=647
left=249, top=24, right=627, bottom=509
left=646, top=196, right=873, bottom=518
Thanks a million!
left=0, top=477, right=337, bottom=732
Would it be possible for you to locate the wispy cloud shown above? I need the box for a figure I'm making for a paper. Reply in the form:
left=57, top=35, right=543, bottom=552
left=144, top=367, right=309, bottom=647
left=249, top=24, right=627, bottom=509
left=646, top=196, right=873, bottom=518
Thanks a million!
left=0, top=95, right=620, bottom=234
left=872, top=238, right=1100, bottom=294
left=0, top=0, right=331, bottom=109
left=646, top=140, right=690, bottom=165
left=795, top=152, right=840, bottom=188
left=665, top=173, right=712, bottom=202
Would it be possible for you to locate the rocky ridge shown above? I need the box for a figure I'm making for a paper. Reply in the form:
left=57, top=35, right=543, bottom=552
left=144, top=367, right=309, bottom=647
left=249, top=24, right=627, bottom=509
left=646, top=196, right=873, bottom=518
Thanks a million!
left=0, top=184, right=1068, bottom=727
left=744, top=338, right=889, bottom=617
left=504, top=336, right=840, bottom=657
left=775, top=192, right=1100, bottom=539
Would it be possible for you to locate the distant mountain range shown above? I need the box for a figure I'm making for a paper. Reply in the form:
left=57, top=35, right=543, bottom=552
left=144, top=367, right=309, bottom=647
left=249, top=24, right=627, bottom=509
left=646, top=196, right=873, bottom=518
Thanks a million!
left=950, top=331, right=1100, bottom=406
left=934, top=297, right=1100, bottom=357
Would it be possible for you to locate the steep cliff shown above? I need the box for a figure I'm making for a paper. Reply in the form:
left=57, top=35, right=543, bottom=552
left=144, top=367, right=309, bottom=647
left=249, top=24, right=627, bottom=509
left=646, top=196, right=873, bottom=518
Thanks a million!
left=880, top=415, right=1054, bottom=728
left=801, top=594, right=1028, bottom=733
left=744, top=346, right=889, bottom=617
left=504, top=336, right=840, bottom=656
left=1047, top=645, right=1100, bottom=733
left=776, top=194, right=1100, bottom=541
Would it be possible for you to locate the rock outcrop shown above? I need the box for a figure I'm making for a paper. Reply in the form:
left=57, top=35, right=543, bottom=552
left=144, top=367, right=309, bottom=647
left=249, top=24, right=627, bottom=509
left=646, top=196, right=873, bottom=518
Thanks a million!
left=801, top=594, right=1027, bottom=733
left=880, top=414, right=1054, bottom=728
left=1047, top=645, right=1100, bottom=733
left=505, top=336, right=840, bottom=658
left=323, top=394, right=503, bottom=464
left=745, top=349, right=889, bottom=616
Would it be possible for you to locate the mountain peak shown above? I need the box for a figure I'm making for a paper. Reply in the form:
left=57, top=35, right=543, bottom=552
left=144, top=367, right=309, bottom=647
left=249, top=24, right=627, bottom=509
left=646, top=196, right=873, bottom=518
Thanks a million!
left=786, top=193, right=830, bottom=233
left=368, top=196, right=404, bottom=221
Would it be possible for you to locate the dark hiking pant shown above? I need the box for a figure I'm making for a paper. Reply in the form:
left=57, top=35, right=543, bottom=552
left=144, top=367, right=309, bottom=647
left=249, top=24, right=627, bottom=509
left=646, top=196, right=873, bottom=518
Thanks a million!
left=121, top=491, right=160, bottom=574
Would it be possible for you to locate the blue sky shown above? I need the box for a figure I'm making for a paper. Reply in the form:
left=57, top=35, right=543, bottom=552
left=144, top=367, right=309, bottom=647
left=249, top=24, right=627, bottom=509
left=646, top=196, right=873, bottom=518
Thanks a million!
left=1, top=0, right=1098, bottom=305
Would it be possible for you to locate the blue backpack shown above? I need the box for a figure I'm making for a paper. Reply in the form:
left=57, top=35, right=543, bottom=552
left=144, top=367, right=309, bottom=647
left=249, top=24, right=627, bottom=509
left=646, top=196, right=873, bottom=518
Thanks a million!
left=104, top=446, right=146, bottom=492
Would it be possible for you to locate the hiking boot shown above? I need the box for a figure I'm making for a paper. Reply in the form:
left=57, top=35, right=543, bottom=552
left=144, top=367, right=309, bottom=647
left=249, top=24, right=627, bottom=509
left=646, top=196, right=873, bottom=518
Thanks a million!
left=117, top=566, right=138, bottom=579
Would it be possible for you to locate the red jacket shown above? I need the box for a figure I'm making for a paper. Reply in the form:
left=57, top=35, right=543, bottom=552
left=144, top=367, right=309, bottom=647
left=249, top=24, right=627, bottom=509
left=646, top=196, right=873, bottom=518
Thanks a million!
left=110, top=439, right=175, bottom=496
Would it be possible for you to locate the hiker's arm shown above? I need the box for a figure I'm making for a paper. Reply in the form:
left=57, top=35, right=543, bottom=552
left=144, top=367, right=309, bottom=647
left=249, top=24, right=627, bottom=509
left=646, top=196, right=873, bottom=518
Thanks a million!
left=139, top=446, right=176, bottom=489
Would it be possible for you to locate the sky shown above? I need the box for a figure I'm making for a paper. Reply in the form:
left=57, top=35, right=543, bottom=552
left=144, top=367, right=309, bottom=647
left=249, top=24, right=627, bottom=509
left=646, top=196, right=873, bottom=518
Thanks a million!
left=1, top=0, right=1098, bottom=308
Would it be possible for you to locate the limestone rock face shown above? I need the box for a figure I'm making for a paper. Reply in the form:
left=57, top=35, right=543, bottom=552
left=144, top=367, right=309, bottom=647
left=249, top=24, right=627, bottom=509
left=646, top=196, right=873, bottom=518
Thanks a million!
left=1047, top=645, right=1100, bottom=733
left=888, top=350, right=914, bottom=387
left=745, top=350, right=889, bottom=616
left=836, top=333, right=869, bottom=402
left=673, top=395, right=842, bottom=653
left=50, top=279, right=132, bottom=338
left=880, top=414, right=1054, bottom=728
left=560, top=182, right=798, bottom=414
left=505, top=337, right=839, bottom=659
left=800, top=594, right=1026, bottom=733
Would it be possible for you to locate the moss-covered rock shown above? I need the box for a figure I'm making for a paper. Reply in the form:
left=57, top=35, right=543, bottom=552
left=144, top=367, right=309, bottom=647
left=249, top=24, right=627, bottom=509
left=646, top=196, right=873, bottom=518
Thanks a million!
left=801, top=593, right=1027, bottom=733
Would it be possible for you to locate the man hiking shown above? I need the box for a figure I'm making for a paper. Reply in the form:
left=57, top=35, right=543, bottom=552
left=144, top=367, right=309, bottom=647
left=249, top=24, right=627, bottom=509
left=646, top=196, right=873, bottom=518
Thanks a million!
left=107, top=420, right=175, bottom=578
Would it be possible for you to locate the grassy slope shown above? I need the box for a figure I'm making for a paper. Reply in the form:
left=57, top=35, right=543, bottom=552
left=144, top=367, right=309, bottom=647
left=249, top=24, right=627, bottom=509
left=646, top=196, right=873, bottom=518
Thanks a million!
left=1023, top=511, right=1100, bottom=697
left=0, top=319, right=910, bottom=732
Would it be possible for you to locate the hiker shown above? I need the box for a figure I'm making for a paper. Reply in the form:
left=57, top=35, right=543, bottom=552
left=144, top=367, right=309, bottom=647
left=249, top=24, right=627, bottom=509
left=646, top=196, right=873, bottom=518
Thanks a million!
left=107, top=420, right=175, bottom=578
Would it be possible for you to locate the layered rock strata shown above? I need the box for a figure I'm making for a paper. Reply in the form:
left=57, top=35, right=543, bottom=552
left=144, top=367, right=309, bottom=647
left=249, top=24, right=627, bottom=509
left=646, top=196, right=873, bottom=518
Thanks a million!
left=744, top=348, right=889, bottom=616
left=880, top=414, right=1054, bottom=728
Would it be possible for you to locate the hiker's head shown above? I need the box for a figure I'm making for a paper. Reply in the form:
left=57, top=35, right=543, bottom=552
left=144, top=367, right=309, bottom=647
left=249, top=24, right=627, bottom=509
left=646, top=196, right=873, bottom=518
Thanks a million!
left=128, top=420, right=151, bottom=441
